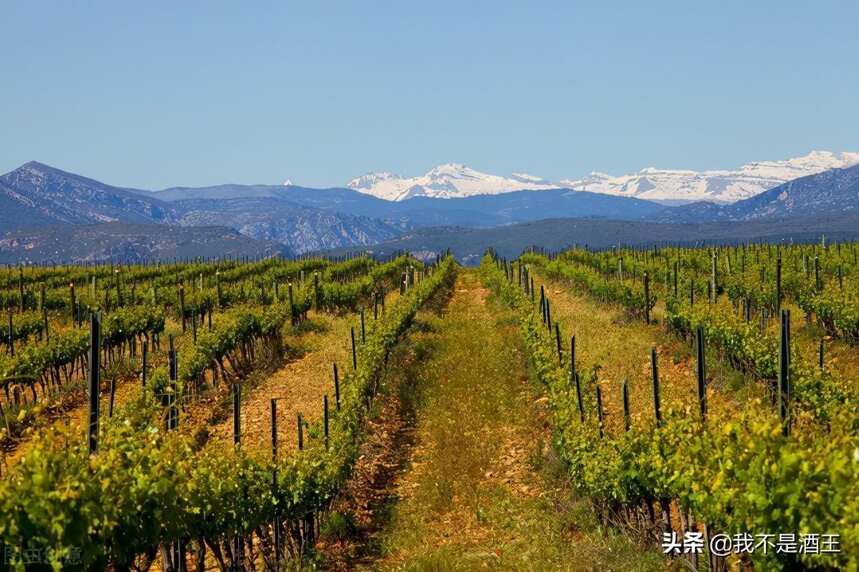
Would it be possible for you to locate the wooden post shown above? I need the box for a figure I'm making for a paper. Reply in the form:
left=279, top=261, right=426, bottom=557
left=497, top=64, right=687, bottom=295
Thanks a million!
left=233, top=382, right=241, bottom=447
left=288, top=283, right=295, bottom=326
left=622, top=379, right=630, bottom=432
left=108, top=375, right=116, bottom=418
left=351, top=327, right=357, bottom=369
left=314, top=273, right=320, bottom=311
left=651, top=346, right=661, bottom=427
left=361, top=310, right=366, bottom=344
left=555, top=323, right=563, bottom=365
left=87, top=313, right=101, bottom=453
left=297, top=413, right=304, bottom=451
left=779, top=310, right=791, bottom=436
left=333, top=363, right=340, bottom=410
left=539, top=285, right=545, bottom=320
left=539, top=295, right=546, bottom=324
left=696, top=326, right=706, bottom=423
left=70, top=282, right=77, bottom=326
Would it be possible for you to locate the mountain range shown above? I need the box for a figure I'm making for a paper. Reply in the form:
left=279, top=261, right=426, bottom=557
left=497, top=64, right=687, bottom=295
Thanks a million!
left=0, top=162, right=404, bottom=255
left=2, top=151, right=858, bottom=263
left=345, top=151, right=859, bottom=204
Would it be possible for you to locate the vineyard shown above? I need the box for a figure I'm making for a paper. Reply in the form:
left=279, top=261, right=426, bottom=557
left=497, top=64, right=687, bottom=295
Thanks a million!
left=484, top=242, right=859, bottom=571
left=0, top=241, right=857, bottom=571
left=0, top=254, right=456, bottom=570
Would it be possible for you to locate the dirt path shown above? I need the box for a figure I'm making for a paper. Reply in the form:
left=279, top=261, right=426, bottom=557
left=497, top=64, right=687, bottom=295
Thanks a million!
left=318, top=270, right=662, bottom=570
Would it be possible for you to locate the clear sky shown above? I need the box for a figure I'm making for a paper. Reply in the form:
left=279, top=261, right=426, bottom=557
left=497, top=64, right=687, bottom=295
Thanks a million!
left=1, top=1, right=857, bottom=189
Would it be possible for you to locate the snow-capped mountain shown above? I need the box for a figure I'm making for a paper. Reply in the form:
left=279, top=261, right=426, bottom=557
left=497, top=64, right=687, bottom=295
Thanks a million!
left=560, top=151, right=859, bottom=204
left=347, top=163, right=558, bottom=201
left=347, top=152, right=859, bottom=203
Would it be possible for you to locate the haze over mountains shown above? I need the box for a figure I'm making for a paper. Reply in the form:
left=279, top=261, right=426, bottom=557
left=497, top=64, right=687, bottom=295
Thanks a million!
left=1, top=150, right=858, bottom=263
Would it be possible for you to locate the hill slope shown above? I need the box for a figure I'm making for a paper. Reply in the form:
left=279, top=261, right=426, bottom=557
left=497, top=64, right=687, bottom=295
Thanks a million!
left=171, top=197, right=403, bottom=252
left=0, top=161, right=172, bottom=227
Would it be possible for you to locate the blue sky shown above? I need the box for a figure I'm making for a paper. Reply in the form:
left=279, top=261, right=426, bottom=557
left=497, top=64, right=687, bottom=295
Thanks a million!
left=1, top=1, right=857, bottom=189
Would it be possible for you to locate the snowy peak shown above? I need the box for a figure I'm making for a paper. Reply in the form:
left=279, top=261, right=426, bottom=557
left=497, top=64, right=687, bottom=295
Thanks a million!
left=347, top=171, right=399, bottom=186
left=338, top=151, right=859, bottom=203
left=346, top=163, right=559, bottom=201
left=560, top=150, right=859, bottom=203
